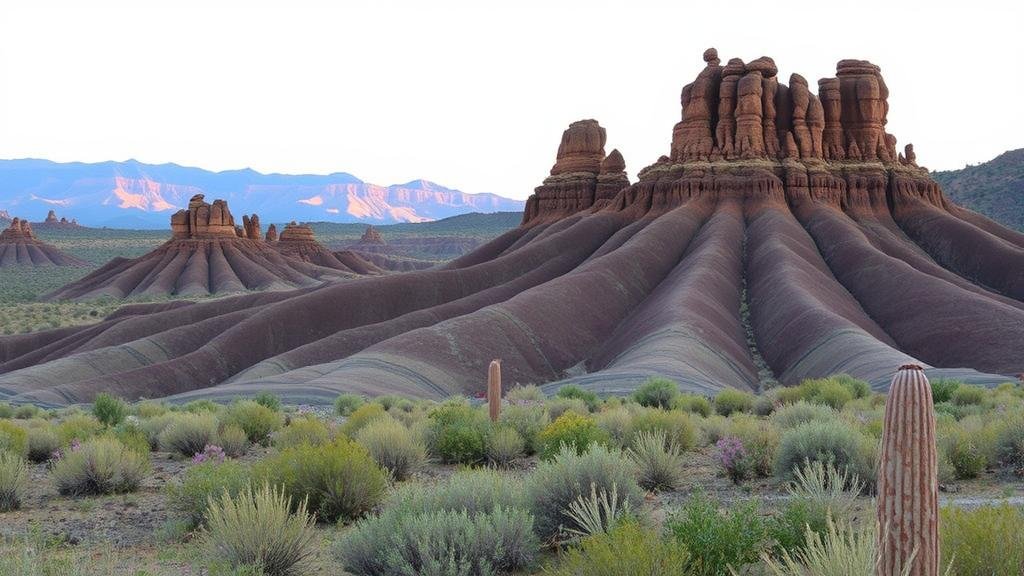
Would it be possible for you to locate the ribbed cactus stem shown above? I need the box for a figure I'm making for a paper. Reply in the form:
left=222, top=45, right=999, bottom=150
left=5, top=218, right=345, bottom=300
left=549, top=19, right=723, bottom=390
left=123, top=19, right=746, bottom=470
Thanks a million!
left=876, top=364, right=939, bottom=576
left=487, top=360, right=502, bottom=422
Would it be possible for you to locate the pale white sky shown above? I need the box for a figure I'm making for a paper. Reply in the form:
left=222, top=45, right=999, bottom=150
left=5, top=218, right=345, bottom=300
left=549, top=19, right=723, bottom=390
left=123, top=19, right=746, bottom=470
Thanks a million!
left=0, top=1, right=1020, bottom=200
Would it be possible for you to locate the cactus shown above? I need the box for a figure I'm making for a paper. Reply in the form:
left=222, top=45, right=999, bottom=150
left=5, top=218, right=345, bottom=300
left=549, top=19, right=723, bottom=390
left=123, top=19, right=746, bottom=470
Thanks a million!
left=876, top=364, right=939, bottom=576
left=487, top=360, right=502, bottom=422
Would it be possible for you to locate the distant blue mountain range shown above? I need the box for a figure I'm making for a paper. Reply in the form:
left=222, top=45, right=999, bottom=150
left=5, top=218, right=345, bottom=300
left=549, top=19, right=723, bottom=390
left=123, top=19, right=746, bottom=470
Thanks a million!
left=0, top=159, right=524, bottom=228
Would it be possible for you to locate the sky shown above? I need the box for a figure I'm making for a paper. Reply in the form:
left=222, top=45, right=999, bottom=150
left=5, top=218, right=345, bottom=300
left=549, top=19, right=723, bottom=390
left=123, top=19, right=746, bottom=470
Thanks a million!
left=0, top=0, right=1021, bottom=200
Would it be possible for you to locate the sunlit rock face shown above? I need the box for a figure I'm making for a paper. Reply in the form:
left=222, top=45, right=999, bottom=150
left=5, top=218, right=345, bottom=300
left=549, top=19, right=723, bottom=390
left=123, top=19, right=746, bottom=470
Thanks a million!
left=0, top=217, right=85, bottom=267
left=2, top=50, right=1023, bottom=408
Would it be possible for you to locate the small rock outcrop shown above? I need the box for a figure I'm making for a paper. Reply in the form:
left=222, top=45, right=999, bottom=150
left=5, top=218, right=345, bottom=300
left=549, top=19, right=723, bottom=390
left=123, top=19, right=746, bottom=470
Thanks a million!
left=170, top=194, right=239, bottom=239
left=242, top=214, right=262, bottom=241
left=265, top=224, right=278, bottom=242
left=273, top=222, right=378, bottom=275
left=360, top=225, right=385, bottom=245
left=35, top=210, right=81, bottom=229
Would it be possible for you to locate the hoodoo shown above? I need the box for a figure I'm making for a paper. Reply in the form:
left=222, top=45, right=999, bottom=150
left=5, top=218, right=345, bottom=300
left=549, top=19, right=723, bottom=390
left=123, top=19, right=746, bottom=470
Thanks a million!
left=43, top=195, right=352, bottom=300
left=271, top=221, right=380, bottom=274
left=0, top=217, right=85, bottom=267
left=1, top=50, right=1022, bottom=406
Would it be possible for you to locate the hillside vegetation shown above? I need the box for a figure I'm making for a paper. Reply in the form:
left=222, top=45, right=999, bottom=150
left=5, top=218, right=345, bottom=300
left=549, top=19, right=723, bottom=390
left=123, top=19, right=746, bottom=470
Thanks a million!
left=933, top=148, right=1024, bottom=231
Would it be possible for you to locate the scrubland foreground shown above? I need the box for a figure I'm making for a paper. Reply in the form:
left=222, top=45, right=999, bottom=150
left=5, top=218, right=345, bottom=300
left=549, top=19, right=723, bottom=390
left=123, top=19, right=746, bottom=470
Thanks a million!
left=1, top=373, right=1023, bottom=575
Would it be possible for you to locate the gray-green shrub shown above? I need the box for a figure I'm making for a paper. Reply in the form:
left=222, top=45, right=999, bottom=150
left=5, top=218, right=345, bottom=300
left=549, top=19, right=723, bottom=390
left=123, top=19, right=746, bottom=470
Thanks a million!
left=159, top=412, right=218, bottom=457
left=202, top=483, right=320, bottom=576
left=51, top=437, right=149, bottom=495
left=774, top=419, right=877, bottom=487
left=167, top=460, right=251, bottom=528
left=92, top=393, right=128, bottom=427
left=627, top=429, right=683, bottom=492
left=222, top=400, right=283, bottom=446
left=714, top=388, right=756, bottom=416
left=667, top=493, right=767, bottom=576
left=334, top=393, right=365, bottom=417
left=486, top=426, right=525, bottom=468
left=527, top=443, right=641, bottom=541
left=254, top=438, right=386, bottom=523
left=632, top=378, right=679, bottom=409
left=355, top=418, right=427, bottom=481
left=0, top=451, right=28, bottom=511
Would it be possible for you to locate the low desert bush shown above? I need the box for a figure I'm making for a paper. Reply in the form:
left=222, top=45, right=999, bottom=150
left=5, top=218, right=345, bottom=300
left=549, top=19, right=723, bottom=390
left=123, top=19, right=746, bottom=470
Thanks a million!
left=595, top=407, right=634, bottom=448
left=217, top=424, right=250, bottom=458
left=498, top=403, right=549, bottom=454
left=113, top=420, right=152, bottom=455
left=545, top=397, right=590, bottom=420
left=771, top=461, right=862, bottom=554
left=274, top=417, right=330, bottom=450
left=167, top=460, right=251, bottom=528
left=726, top=414, right=779, bottom=477
left=51, top=437, right=149, bottom=495
left=996, top=416, right=1024, bottom=473
left=930, top=378, right=961, bottom=404
left=182, top=399, right=220, bottom=414
left=627, top=430, right=683, bottom=491
left=527, top=443, right=641, bottom=541
left=253, top=392, right=281, bottom=412
left=487, top=426, right=525, bottom=467
left=667, top=493, right=767, bottom=576
left=26, top=425, right=60, bottom=463
left=425, top=401, right=490, bottom=464
left=337, top=470, right=536, bottom=576
left=942, top=428, right=988, bottom=479
left=537, top=411, right=609, bottom=460
left=714, top=388, right=755, bottom=416
left=629, top=408, right=695, bottom=452
left=546, top=519, right=690, bottom=576
left=338, top=507, right=537, bottom=576
left=0, top=451, right=28, bottom=511
left=554, top=384, right=599, bottom=411
left=771, top=401, right=836, bottom=431
left=774, top=420, right=877, bottom=487
left=0, top=420, right=28, bottom=457
left=777, top=375, right=871, bottom=409
left=254, top=437, right=386, bottom=523
left=159, top=412, right=218, bottom=457
left=762, top=517, right=882, bottom=576
left=941, top=503, right=1024, bottom=576
left=673, top=393, right=712, bottom=417
left=632, top=378, right=679, bottom=409
left=338, top=403, right=387, bottom=437
left=202, top=483, right=320, bottom=576
left=950, top=385, right=985, bottom=407
left=505, top=384, right=545, bottom=403
left=222, top=400, right=282, bottom=446
left=133, top=400, right=168, bottom=419
left=333, top=393, right=365, bottom=417
left=56, top=414, right=103, bottom=445
left=92, top=393, right=128, bottom=427
left=0, top=403, right=12, bottom=419
left=355, top=418, right=427, bottom=481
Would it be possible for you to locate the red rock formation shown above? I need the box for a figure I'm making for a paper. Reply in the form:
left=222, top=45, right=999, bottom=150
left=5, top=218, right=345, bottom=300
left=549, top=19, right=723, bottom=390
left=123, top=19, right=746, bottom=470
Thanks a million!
left=360, top=225, right=385, bottom=245
left=523, top=120, right=629, bottom=225
left=242, top=214, right=262, bottom=241
left=836, top=60, right=892, bottom=162
left=0, top=217, right=85, bottom=267
left=272, top=222, right=376, bottom=275
left=44, top=210, right=58, bottom=224
left=171, top=194, right=238, bottom=239
left=671, top=48, right=723, bottom=161
left=265, top=224, right=278, bottom=242
left=550, top=119, right=606, bottom=175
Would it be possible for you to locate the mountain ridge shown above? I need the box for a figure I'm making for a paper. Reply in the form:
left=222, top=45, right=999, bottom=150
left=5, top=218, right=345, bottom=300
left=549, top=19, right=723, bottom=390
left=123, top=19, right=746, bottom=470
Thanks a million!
left=932, top=148, right=1024, bottom=232
left=0, top=158, right=523, bottom=228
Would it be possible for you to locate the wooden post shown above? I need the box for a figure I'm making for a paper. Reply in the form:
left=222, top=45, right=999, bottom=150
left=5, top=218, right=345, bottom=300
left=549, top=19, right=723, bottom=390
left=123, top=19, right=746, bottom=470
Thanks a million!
left=876, top=364, right=939, bottom=576
left=487, top=360, right=502, bottom=422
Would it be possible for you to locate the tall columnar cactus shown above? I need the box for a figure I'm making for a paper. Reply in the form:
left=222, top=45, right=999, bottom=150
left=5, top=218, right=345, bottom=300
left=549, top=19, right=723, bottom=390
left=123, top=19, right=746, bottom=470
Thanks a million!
left=487, top=360, right=502, bottom=422
left=876, top=364, right=939, bottom=576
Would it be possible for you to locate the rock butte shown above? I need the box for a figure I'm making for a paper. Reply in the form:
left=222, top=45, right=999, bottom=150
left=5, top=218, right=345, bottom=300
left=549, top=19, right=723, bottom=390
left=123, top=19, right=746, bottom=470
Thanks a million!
left=0, top=217, right=86, bottom=267
left=42, top=195, right=368, bottom=300
left=1, top=50, right=1023, bottom=407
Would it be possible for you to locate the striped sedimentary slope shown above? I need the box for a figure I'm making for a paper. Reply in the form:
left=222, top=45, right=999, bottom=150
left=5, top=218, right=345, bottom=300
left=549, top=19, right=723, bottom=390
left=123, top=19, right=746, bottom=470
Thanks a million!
left=44, top=195, right=357, bottom=300
left=0, top=218, right=86, bottom=267
left=1, top=49, right=1022, bottom=406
